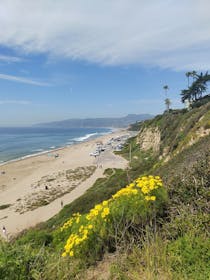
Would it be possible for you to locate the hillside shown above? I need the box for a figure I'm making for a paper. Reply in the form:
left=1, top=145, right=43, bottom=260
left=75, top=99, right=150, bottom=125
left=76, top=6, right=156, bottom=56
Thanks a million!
left=0, top=102, right=209, bottom=279
left=130, top=101, right=210, bottom=159
left=36, top=114, right=153, bottom=128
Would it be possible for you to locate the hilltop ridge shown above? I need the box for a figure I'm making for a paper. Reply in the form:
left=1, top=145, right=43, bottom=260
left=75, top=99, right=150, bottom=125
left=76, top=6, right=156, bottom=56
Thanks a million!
left=35, top=114, right=153, bottom=128
left=130, top=100, right=210, bottom=161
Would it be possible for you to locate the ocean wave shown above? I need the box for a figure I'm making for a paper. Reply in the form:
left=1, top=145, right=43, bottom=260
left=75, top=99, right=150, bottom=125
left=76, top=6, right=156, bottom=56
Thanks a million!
left=0, top=128, right=112, bottom=164
left=66, top=141, right=73, bottom=145
left=73, top=132, right=98, bottom=142
left=20, top=150, right=50, bottom=160
left=0, top=150, right=51, bottom=166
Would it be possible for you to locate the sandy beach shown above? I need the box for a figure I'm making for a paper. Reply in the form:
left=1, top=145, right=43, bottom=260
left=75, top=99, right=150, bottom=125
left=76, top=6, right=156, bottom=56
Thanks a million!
left=0, top=129, right=133, bottom=239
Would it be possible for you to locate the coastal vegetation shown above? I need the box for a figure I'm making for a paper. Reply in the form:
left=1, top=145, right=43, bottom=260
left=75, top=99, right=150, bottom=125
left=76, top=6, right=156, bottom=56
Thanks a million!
left=0, top=204, right=11, bottom=210
left=0, top=99, right=209, bottom=279
left=14, top=166, right=96, bottom=214
left=60, top=175, right=167, bottom=260
left=181, top=71, right=210, bottom=105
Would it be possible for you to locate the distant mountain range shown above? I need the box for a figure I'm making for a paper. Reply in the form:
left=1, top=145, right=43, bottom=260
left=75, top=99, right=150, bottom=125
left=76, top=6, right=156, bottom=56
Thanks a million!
left=36, top=114, right=153, bottom=128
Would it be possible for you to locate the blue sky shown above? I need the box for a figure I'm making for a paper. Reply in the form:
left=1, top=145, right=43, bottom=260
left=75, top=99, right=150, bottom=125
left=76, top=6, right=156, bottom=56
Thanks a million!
left=0, top=0, right=209, bottom=126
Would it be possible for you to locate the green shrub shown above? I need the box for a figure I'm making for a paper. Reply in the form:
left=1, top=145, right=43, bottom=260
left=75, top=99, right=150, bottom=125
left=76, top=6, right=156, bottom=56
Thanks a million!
left=60, top=176, right=167, bottom=262
left=16, top=230, right=53, bottom=248
left=0, top=204, right=11, bottom=210
left=168, top=234, right=210, bottom=279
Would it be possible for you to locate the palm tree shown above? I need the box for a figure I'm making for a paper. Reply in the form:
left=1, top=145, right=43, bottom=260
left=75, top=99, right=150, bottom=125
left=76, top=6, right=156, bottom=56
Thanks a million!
left=181, top=89, right=191, bottom=103
left=165, top=98, right=171, bottom=112
left=185, top=72, right=191, bottom=88
left=163, top=85, right=169, bottom=97
left=181, top=71, right=210, bottom=105
left=191, top=71, right=197, bottom=82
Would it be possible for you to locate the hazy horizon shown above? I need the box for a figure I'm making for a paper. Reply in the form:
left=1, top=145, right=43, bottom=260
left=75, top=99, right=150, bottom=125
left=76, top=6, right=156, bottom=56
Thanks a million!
left=0, top=113, right=153, bottom=127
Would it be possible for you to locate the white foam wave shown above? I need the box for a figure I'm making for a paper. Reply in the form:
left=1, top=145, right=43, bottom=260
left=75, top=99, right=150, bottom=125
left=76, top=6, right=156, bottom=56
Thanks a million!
left=73, top=132, right=98, bottom=142
left=20, top=150, right=49, bottom=160
left=66, top=142, right=73, bottom=145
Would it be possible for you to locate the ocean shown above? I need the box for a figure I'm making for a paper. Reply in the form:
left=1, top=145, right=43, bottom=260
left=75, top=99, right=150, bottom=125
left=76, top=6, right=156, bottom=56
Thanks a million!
left=0, top=127, right=111, bottom=164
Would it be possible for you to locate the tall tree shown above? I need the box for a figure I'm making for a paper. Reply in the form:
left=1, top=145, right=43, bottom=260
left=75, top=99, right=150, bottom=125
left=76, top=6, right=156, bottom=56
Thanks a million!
left=185, top=72, right=191, bottom=88
left=181, top=71, right=210, bottom=104
left=165, top=98, right=171, bottom=112
left=191, top=71, right=197, bottom=82
left=163, top=85, right=169, bottom=97
left=181, top=89, right=191, bottom=103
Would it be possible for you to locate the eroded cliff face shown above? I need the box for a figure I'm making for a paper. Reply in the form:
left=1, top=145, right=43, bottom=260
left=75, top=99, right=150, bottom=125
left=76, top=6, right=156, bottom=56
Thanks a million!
left=134, top=102, right=210, bottom=164
left=136, top=127, right=161, bottom=153
left=136, top=117, right=209, bottom=162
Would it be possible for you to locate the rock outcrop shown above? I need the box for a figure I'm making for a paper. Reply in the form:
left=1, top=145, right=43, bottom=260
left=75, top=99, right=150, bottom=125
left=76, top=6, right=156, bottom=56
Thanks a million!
left=137, top=127, right=160, bottom=152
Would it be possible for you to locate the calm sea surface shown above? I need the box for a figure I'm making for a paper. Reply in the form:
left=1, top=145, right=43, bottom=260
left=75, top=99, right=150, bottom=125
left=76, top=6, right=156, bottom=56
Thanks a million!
left=0, top=127, right=111, bottom=163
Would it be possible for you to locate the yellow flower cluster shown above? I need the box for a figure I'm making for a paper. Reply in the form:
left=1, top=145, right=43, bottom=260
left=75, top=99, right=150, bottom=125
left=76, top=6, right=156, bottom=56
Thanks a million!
left=85, top=200, right=110, bottom=220
left=101, top=207, right=110, bottom=219
left=112, top=185, right=138, bottom=199
left=60, top=212, right=81, bottom=232
left=62, top=223, right=93, bottom=257
left=135, top=175, right=162, bottom=200
left=62, top=203, right=111, bottom=257
left=145, top=195, right=156, bottom=201
left=112, top=175, right=162, bottom=201
left=61, top=175, right=164, bottom=257
left=86, top=204, right=102, bottom=220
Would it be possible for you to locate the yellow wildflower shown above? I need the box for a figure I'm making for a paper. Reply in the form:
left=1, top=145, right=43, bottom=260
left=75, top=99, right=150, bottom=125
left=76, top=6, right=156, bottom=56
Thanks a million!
left=102, top=200, right=108, bottom=206
left=145, top=195, right=156, bottom=201
left=95, top=204, right=103, bottom=211
left=141, top=186, right=149, bottom=194
left=69, top=251, right=74, bottom=257
left=79, top=225, right=84, bottom=233
left=101, top=207, right=110, bottom=218
left=61, top=175, right=164, bottom=258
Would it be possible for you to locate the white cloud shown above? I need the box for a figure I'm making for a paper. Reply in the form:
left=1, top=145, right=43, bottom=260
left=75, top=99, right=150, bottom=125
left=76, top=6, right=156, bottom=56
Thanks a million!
left=0, top=54, right=23, bottom=63
left=0, top=100, right=31, bottom=105
left=0, top=73, right=51, bottom=86
left=0, top=0, right=210, bottom=70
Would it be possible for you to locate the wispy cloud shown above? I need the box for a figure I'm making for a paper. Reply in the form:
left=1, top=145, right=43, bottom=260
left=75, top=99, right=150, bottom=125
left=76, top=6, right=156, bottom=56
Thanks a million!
left=0, top=73, right=51, bottom=86
left=0, top=1, right=210, bottom=70
left=0, top=99, right=31, bottom=105
left=0, top=54, right=23, bottom=63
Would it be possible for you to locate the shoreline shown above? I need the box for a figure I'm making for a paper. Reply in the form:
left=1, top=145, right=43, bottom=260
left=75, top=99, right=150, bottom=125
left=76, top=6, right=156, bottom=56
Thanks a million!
left=0, top=128, right=132, bottom=238
left=0, top=128, right=115, bottom=167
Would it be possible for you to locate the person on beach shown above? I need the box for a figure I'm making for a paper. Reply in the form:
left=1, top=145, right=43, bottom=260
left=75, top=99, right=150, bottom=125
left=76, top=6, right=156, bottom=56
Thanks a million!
left=2, top=226, right=7, bottom=240
left=61, top=200, right=63, bottom=208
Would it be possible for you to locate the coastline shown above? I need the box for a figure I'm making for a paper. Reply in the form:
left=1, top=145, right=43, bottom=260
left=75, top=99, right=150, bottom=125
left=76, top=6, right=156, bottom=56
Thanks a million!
left=0, top=128, right=131, bottom=238
left=0, top=128, right=114, bottom=167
